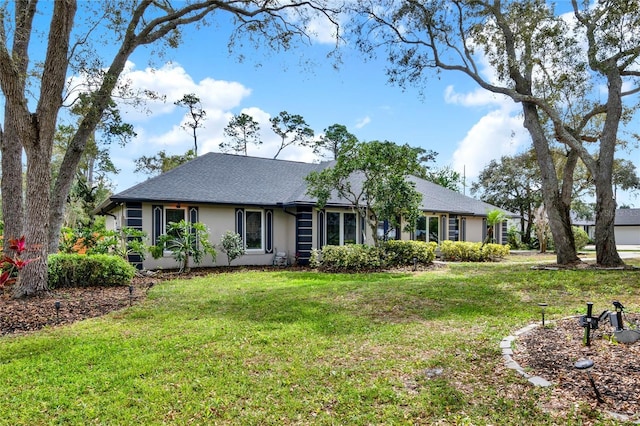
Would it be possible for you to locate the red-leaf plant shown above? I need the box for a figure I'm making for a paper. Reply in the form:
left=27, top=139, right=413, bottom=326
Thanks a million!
left=0, top=236, right=36, bottom=289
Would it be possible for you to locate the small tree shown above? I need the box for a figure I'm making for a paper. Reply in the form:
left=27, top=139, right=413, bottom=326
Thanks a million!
left=306, top=140, right=429, bottom=247
left=175, top=94, right=206, bottom=156
left=221, top=113, right=261, bottom=156
left=91, top=227, right=149, bottom=261
left=533, top=205, right=551, bottom=254
left=134, top=150, right=196, bottom=176
left=150, top=220, right=216, bottom=273
left=269, top=111, right=314, bottom=159
left=219, top=231, right=246, bottom=266
left=313, top=123, right=357, bottom=160
left=483, top=209, right=507, bottom=246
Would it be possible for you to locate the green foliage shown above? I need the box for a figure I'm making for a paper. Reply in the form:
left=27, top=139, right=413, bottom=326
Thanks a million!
left=3, top=265, right=640, bottom=424
left=306, top=140, right=429, bottom=246
left=312, top=245, right=384, bottom=272
left=381, top=240, right=437, bottom=266
left=572, top=226, right=590, bottom=251
left=311, top=241, right=437, bottom=271
left=219, top=231, right=245, bottom=266
left=440, top=241, right=510, bottom=262
left=314, top=123, right=358, bottom=160
left=174, top=93, right=206, bottom=155
left=48, top=253, right=135, bottom=288
left=483, top=209, right=508, bottom=245
left=134, top=149, right=196, bottom=176
left=424, top=165, right=462, bottom=192
left=90, top=227, right=149, bottom=260
left=221, top=113, right=261, bottom=155
left=269, top=111, right=314, bottom=159
left=151, top=220, right=216, bottom=273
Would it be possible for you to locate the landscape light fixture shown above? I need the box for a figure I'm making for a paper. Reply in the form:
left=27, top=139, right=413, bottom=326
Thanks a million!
left=129, top=285, right=134, bottom=306
left=54, top=300, right=61, bottom=322
left=537, top=302, right=548, bottom=327
left=413, top=257, right=418, bottom=271
left=574, top=359, right=604, bottom=403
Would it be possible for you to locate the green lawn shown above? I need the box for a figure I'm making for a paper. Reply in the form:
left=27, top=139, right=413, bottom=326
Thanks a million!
left=1, top=256, right=639, bottom=425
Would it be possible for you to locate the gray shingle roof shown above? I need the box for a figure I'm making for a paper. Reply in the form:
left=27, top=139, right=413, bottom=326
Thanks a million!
left=615, top=208, right=640, bottom=226
left=101, top=152, right=512, bottom=217
left=106, top=153, right=328, bottom=207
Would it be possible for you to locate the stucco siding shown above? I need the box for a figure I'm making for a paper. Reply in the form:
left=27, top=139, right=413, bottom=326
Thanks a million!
left=112, top=203, right=299, bottom=270
left=464, top=217, right=485, bottom=243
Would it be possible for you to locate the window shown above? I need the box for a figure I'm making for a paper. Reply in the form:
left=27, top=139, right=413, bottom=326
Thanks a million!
left=415, top=216, right=427, bottom=241
left=165, top=208, right=186, bottom=238
left=235, top=208, right=272, bottom=252
left=326, top=211, right=359, bottom=245
left=151, top=206, right=199, bottom=254
left=245, top=210, right=263, bottom=250
left=415, top=215, right=439, bottom=243
left=377, top=220, right=397, bottom=241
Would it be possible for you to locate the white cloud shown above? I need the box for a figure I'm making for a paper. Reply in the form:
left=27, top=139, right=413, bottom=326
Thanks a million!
left=451, top=109, right=529, bottom=179
left=116, top=61, right=251, bottom=123
left=355, top=116, right=371, bottom=129
left=444, top=85, right=513, bottom=109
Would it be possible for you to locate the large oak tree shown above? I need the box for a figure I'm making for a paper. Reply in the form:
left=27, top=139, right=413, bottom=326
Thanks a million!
left=351, top=0, right=640, bottom=266
left=0, top=0, right=340, bottom=297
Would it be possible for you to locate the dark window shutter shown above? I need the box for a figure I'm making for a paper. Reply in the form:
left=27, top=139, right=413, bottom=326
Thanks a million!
left=266, top=209, right=273, bottom=254
left=235, top=208, right=245, bottom=244
left=152, top=205, right=163, bottom=245
left=317, top=210, right=325, bottom=249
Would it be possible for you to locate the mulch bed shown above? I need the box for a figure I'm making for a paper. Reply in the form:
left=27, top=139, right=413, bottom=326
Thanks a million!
left=513, top=313, right=640, bottom=421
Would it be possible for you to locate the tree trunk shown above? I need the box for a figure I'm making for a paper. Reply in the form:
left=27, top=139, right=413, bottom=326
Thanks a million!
left=1, top=119, right=24, bottom=250
left=11, top=0, right=77, bottom=297
left=522, top=102, right=579, bottom=264
left=14, top=144, right=52, bottom=297
left=0, top=0, right=37, bottom=252
left=594, top=181, right=622, bottom=266
left=591, top=66, right=624, bottom=267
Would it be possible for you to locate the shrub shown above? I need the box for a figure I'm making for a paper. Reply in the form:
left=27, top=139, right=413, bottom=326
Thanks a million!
left=150, top=220, right=216, bottom=273
left=481, top=243, right=511, bottom=261
left=440, top=241, right=510, bottom=262
left=48, top=254, right=136, bottom=289
left=381, top=240, right=437, bottom=266
left=219, top=231, right=245, bottom=266
left=314, top=244, right=383, bottom=272
left=572, top=226, right=590, bottom=251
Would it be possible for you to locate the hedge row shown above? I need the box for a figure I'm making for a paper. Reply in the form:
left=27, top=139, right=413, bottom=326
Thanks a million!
left=48, top=254, right=136, bottom=289
left=439, top=241, right=510, bottom=262
left=311, top=240, right=438, bottom=272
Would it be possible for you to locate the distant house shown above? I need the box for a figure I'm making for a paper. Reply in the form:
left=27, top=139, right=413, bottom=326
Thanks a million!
left=573, top=208, right=640, bottom=245
left=613, top=208, right=640, bottom=245
left=97, top=153, right=513, bottom=269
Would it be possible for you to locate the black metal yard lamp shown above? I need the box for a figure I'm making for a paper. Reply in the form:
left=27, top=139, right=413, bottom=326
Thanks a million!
left=129, top=285, right=134, bottom=306
left=574, top=359, right=604, bottom=403
left=54, top=300, right=61, bottom=322
left=537, top=302, right=548, bottom=327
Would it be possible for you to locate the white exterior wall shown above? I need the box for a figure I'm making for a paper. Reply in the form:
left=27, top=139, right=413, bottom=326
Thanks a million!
left=614, top=226, right=640, bottom=245
left=463, top=217, right=485, bottom=243
left=104, top=201, right=497, bottom=270
left=105, top=203, right=299, bottom=270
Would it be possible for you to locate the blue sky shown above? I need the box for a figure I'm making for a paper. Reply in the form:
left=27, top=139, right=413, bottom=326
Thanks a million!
left=66, top=3, right=638, bottom=207
left=108, top=19, right=531, bottom=193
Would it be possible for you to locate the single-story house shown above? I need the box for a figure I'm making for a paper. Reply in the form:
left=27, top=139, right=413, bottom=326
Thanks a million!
left=573, top=208, right=640, bottom=245
left=97, top=153, right=514, bottom=269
